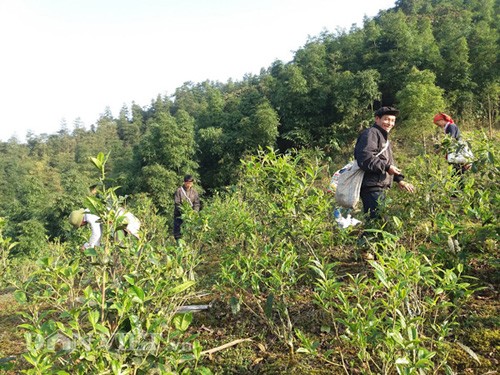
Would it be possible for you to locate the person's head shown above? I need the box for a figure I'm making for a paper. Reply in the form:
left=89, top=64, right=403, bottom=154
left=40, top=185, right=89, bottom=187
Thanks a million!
left=374, top=106, right=400, bottom=132
left=69, top=209, right=86, bottom=228
left=433, top=112, right=453, bottom=128
left=89, top=184, right=98, bottom=195
left=183, top=174, right=194, bottom=189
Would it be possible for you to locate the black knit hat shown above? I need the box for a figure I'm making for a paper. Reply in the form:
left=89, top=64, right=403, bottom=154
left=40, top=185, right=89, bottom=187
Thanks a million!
left=184, top=174, right=194, bottom=182
left=375, top=106, right=400, bottom=117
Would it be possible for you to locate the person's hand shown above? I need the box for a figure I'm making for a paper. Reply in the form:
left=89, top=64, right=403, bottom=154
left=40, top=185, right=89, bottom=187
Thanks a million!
left=387, top=165, right=402, bottom=176
left=398, top=181, right=415, bottom=193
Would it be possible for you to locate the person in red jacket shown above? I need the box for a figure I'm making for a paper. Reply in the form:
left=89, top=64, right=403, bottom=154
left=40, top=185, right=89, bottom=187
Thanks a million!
left=433, top=112, right=472, bottom=173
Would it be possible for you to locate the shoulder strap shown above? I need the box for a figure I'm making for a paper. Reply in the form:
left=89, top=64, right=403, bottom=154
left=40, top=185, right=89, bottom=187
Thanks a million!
left=180, top=187, right=193, bottom=207
left=375, top=140, right=390, bottom=157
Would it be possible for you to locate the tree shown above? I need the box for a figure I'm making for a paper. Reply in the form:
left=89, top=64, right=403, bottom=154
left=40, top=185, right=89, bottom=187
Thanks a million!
left=395, top=67, right=446, bottom=146
left=468, top=19, right=499, bottom=90
left=130, top=102, right=146, bottom=134
left=117, top=105, right=140, bottom=147
left=140, top=164, right=178, bottom=213
left=137, top=109, right=197, bottom=178
left=480, top=81, right=500, bottom=138
left=197, top=126, right=226, bottom=189
left=395, top=0, right=433, bottom=14
left=328, top=69, right=381, bottom=151
left=367, top=10, right=423, bottom=103
left=207, top=86, right=280, bottom=187
left=265, top=62, right=309, bottom=148
left=432, top=4, right=475, bottom=113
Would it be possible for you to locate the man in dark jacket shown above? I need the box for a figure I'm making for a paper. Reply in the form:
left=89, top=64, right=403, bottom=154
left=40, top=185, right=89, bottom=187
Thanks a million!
left=354, top=106, right=415, bottom=220
left=173, top=174, right=201, bottom=240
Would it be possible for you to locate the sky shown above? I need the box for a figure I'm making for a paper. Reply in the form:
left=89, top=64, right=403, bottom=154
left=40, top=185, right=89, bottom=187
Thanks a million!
left=0, top=0, right=396, bottom=142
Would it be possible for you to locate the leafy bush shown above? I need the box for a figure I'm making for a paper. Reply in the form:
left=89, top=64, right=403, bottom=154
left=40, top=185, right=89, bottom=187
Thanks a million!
left=189, top=148, right=338, bottom=353
left=13, top=153, right=209, bottom=374
left=309, top=240, right=476, bottom=374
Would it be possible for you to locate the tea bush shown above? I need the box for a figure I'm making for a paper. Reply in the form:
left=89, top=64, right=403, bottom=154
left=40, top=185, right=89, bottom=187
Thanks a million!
left=13, top=153, right=210, bottom=375
left=309, top=240, right=475, bottom=374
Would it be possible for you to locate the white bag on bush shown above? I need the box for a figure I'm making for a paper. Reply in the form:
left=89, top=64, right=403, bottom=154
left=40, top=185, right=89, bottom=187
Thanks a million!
left=335, top=142, right=389, bottom=209
left=447, top=140, right=474, bottom=164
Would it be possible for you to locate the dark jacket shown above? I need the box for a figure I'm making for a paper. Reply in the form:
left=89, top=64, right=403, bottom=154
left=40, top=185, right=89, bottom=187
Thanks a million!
left=174, top=186, right=200, bottom=217
left=354, top=124, right=403, bottom=191
left=444, top=122, right=460, bottom=139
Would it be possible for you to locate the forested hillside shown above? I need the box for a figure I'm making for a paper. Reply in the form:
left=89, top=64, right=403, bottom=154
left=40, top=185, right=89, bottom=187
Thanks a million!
left=0, top=0, right=498, bottom=373
left=1, top=0, right=497, bottom=249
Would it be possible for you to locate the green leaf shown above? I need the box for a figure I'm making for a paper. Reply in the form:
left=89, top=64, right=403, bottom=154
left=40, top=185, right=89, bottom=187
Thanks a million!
left=392, top=216, right=403, bottom=229
left=84, top=247, right=98, bottom=256
left=13, top=290, right=27, bottom=303
left=124, top=275, right=135, bottom=286
left=111, top=358, right=122, bottom=375
left=18, top=323, right=36, bottom=331
left=131, top=285, right=145, bottom=303
left=193, top=340, right=202, bottom=361
left=167, top=280, right=195, bottom=295
left=90, top=157, right=102, bottom=170
left=95, top=323, right=110, bottom=336
left=41, top=320, right=57, bottom=335
left=390, top=331, right=405, bottom=345
left=395, top=357, right=410, bottom=365
left=22, top=353, right=38, bottom=367
left=173, top=313, right=193, bottom=332
left=90, top=152, right=107, bottom=170
left=83, top=353, right=96, bottom=361
left=415, top=358, right=433, bottom=367
left=88, top=310, right=99, bottom=326
left=196, top=367, right=213, bottom=375
left=370, top=261, right=390, bottom=289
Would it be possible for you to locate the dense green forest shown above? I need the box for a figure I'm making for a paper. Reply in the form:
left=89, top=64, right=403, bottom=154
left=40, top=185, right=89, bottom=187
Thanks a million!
left=0, top=0, right=499, bottom=373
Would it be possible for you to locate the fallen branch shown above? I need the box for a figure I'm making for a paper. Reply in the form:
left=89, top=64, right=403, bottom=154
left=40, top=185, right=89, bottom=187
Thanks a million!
left=176, top=304, right=211, bottom=313
left=201, top=338, right=253, bottom=356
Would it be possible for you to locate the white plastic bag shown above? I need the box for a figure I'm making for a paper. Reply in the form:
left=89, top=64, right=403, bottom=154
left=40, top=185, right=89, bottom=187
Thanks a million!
left=334, top=141, right=389, bottom=209
left=334, top=208, right=362, bottom=228
left=335, top=161, right=365, bottom=209
left=447, top=140, right=474, bottom=164
left=327, top=163, right=350, bottom=193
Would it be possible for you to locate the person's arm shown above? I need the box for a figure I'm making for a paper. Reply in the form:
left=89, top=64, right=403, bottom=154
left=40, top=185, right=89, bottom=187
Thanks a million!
left=174, top=187, right=183, bottom=207
left=398, top=180, right=415, bottom=193
left=83, top=213, right=101, bottom=249
left=124, top=212, right=141, bottom=239
left=388, top=154, right=415, bottom=192
left=192, top=190, right=201, bottom=212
